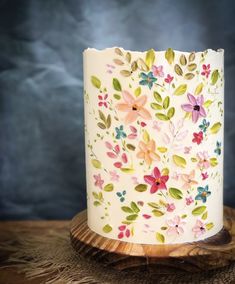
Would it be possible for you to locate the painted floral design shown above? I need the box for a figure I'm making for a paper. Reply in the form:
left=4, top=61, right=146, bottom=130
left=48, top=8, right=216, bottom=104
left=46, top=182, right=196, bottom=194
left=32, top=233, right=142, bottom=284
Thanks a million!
left=85, top=47, right=224, bottom=244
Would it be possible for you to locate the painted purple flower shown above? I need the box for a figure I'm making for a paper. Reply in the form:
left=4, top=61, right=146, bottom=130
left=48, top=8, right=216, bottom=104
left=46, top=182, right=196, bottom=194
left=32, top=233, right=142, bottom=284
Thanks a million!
left=181, top=93, right=206, bottom=123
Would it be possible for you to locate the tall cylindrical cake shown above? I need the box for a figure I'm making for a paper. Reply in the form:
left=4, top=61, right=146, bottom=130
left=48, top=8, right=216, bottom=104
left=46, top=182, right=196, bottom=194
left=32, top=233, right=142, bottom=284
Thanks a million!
left=83, top=47, right=224, bottom=244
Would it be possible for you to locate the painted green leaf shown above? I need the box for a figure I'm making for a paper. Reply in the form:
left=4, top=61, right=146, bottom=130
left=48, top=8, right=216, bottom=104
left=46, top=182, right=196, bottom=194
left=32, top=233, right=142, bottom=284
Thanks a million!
left=189, top=52, right=195, bottom=62
left=155, top=113, right=169, bottom=121
left=206, top=222, right=214, bottom=230
left=97, top=122, right=106, bottom=129
left=121, top=206, right=134, bottom=213
left=165, top=48, right=175, bottom=64
left=210, top=157, right=218, bottom=167
left=98, top=110, right=106, bottom=122
left=135, top=184, right=147, bottom=192
left=161, top=226, right=167, bottom=230
left=131, top=202, right=140, bottom=213
left=93, top=201, right=101, bottom=206
left=181, top=214, right=187, bottom=219
left=174, top=64, right=183, bottom=76
left=172, top=155, right=187, bottom=168
left=147, top=202, right=160, bottom=209
left=156, top=232, right=165, bottom=243
left=163, top=96, right=170, bottom=109
left=195, top=82, right=204, bottom=95
left=145, top=49, right=155, bottom=69
left=202, top=211, right=208, bottom=220
left=104, top=183, right=114, bottom=192
left=152, top=209, right=164, bottom=217
left=113, top=78, right=122, bottom=91
left=114, top=94, right=121, bottom=100
left=137, top=58, right=149, bottom=71
left=126, top=214, right=138, bottom=221
left=191, top=157, right=197, bottom=162
left=92, top=192, right=99, bottom=199
left=91, top=159, right=102, bottom=169
left=174, top=84, right=187, bottom=95
left=169, top=188, right=183, bottom=200
left=157, top=147, right=167, bottom=153
left=180, top=54, right=187, bottom=66
left=211, top=69, right=219, bottom=85
left=106, top=114, right=111, bottom=128
left=126, top=52, right=131, bottom=63
left=126, top=144, right=136, bottom=151
left=103, top=224, right=112, bottom=233
left=210, top=122, right=222, bottom=134
left=192, top=206, right=207, bottom=216
left=91, top=76, right=101, bottom=88
left=187, top=63, right=197, bottom=71
left=151, top=103, right=163, bottom=110
left=120, top=168, right=134, bottom=174
left=161, top=168, right=169, bottom=176
left=154, top=91, right=162, bottom=103
left=143, top=130, right=150, bottom=143
left=184, top=73, right=195, bottom=80
left=134, top=86, right=141, bottom=97
left=120, top=70, right=132, bottom=77
left=167, top=107, right=175, bottom=119
left=204, top=100, right=213, bottom=108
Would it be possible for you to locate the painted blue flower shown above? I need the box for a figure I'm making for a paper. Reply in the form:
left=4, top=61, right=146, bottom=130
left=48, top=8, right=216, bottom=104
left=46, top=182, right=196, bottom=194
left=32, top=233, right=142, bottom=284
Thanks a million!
left=199, top=119, right=210, bottom=133
left=214, top=141, right=221, bottom=156
left=116, top=190, right=126, bottom=202
left=139, top=72, right=157, bottom=89
left=195, top=185, right=211, bottom=203
left=115, top=125, right=127, bottom=139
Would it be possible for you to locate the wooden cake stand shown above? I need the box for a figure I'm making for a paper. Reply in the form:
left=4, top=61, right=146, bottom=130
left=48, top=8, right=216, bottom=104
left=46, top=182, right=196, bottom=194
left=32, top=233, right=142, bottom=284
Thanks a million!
left=70, top=206, right=235, bottom=273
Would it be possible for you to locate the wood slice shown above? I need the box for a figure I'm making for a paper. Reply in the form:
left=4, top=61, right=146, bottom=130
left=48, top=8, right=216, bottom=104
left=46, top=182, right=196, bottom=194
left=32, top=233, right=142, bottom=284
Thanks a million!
left=70, top=206, right=235, bottom=273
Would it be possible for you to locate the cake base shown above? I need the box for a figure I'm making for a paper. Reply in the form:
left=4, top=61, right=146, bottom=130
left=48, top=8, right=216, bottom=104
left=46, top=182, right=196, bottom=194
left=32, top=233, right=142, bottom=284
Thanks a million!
left=70, top=206, right=235, bottom=273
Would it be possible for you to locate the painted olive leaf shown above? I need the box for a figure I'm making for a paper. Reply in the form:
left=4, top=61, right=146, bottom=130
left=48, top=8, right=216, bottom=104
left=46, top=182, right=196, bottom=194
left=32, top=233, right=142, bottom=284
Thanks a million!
left=187, top=63, right=197, bottom=71
left=156, top=232, right=165, bottom=243
left=131, top=201, right=140, bottom=213
left=115, top=48, right=123, bottom=56
left=173, top=84, right=187, bottom=96
left=165, top=48, right=175, bottom=64
left=154, top=91, right=162, bottom=103
left=163, top=96, right=170, bottom=109
left=157, top=147, right=167, bottom=153
left=161, top=167, right=169, bottom=175
left=167, top=107, right=175, bottom=119
left=134, top=86, right=141, bottom=97
left=143, top=130, right=150, bottom=143
left=135, top=184, right=147, bottom=192
left=147, top=202, right=160, bottom=209
left=126, top=214, right=138, bottom=221
left=169, top=188, right=183, bottom=199
left=145, top=49, right=155, bottom=69
left=91, top=75, right=101, bottom=89
left=120, top=168, right=135, bottom=173
left=103, top=224, right=112, bottom=233
left=98, top=110, right=106, bottom=123
left=104, top=183, right=114, bottom=192
left=211, top=69, right=219, bottom=85
left=189, top=52, right=195, bottom=62
left=126, top=52, right=131, bottom=63
left=113, top=94, right=121, bottom=100
left=121, top=206, right=134, bottom=213
left=210, top=157, right=218, bottom=167
left=113, top=58, right=124, bottom=65
left=151, top=103, right=163, bottom=110
left=179, top=54, right=187, bottom=66
left=174, top=64, right=183, bottom=76
left=137, top=58, right=148, bottom=71
left=97, top=122, right=106, bottom=129
left=210, top=122, right=222, bottom=134
left=184, top=73, right=195, bottom=80
left=120, top=70, right=132, bottom=77
left=155, top=113, right=169, bottom=121
left=172, top=155, right=187, bottom=168
left=106, top=114, right=111, bottom=128
left=152, top=209, right=164, bottom=217
left=113, top=78, right=122, bottom=91
left=204, top=100, right=213, bottom=108
left=202, top=211, right=208, bottom=220
left=206, top=222, right=214, bottom=230
left=195, top=83, right=203, bottom=95
left=126, top=144, right=136, bottom=151
left=91, top=159, right=102, bottom=169
left=192, top=206, right=207, bottom=216
left=93, top=201, right=101, bottom=206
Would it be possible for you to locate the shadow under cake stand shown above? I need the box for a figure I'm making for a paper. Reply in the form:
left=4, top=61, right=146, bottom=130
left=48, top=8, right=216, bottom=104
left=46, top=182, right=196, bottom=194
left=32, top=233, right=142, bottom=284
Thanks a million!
left=70, top=206, right=235, bottom=273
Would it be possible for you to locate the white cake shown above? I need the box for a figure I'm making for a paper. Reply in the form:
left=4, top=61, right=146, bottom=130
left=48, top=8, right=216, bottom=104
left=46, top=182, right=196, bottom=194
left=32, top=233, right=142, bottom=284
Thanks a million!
left=83, top=47, right=224, bottom=244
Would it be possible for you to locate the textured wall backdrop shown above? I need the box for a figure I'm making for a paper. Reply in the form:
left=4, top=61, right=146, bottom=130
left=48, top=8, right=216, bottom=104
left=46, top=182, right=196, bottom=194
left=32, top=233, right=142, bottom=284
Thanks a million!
left=0, top=0, right=234, bottom=219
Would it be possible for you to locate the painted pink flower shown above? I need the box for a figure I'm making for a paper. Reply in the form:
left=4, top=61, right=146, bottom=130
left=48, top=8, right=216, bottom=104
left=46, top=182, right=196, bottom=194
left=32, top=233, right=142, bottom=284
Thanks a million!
left=127, top=125, right=137, bottom=139
left=181, top=170, right=198, bottom=190
left=152, top=120, right=162, bottom=131
left=109, top=170, right=120, bottom=182
left=186, top=196, right=194, bottom=205
left=118, top=225, right=130, bottom=239
left=93, top=174, right=104, bottom=189
left=166, top=203, right=175, bottom=212
left=184, top=146, right=192, bottom=154
left=164, top=74, right=174, bottom=84
left=192, top=219, right=206, bottom=238
left=197, top=151, right=210, bottom=169
left=136, top=140, right=160, bottom=166
left=98, top=93, right=108, bottom=108
left=140, top=121, right=147, bottom=127
left=166, top=216, right=186, bottom=236
left=116, top=90, right=152, bottom=124
left=192, top=131, right=203, bottom=145
left=152, top=65, right=164, bottom=77
left=201, top=64, right=211, bottom=78
left=132, top=176, right=139, bottom=185
left=201, top=172, right=209, bottom=180
left=181, top=93, right=206, bottom=123
left=144, top=166, right=169, bottom=194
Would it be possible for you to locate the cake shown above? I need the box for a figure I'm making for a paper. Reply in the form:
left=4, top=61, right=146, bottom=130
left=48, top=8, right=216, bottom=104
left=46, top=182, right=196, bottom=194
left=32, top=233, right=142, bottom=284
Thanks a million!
left=83, top=47, right=224, bottom=244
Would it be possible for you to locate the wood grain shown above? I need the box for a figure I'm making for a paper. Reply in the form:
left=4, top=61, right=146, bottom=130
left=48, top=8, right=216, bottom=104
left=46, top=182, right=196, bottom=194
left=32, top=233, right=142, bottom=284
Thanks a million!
left=70, top=206, right=235, bottom=272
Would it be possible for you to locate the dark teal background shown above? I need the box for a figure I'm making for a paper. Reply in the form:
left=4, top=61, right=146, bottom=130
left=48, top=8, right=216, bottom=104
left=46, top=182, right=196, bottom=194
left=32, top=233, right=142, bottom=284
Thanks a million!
left=0, top=0, right=234, bottom=219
